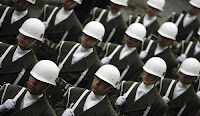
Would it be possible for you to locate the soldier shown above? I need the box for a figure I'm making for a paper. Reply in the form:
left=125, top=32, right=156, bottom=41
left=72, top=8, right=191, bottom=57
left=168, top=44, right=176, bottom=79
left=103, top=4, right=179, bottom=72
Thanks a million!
left=110, top=57, right=168, bottom=116
left=35, top=0, right=83, bottom=60
left=55, top=64, right=120, bottom=116
left=160, top=58, right=200, bottom=116
left=84, top=0, right=128, bottom=46
left=0, top=18, right=45, bottom=86
left=0, top=0, right=35, bottom=45
left=100, top=23, right=146, bottom=82
left=168, top=0, right=200, bottom=43
left=0, top=60, right=59, bottom=116
left=177, top=27, right=200, bottom=63
left=127, top=0, right=165, bottom=38
left=139, top=22, right=178, bottom=79
left=46, top=21, right=104, bottom=107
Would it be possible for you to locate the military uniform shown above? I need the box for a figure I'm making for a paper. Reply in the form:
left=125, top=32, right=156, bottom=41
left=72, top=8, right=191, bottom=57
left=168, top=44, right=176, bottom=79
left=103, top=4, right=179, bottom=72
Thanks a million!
left=46, top=41, right=102, bottom=107
left=142, top=40, right=178, bottom=79
left=0, top=84, right=56, bottom=116
left=85, top=7, right=127, bottom=45
left=110, top=81, right=168, bottom=116
left=168, top=11, right=199, bottom=42
left=55, top=87, right=118, bottom=116
left=0, top=43, right=38, bottom=86
left=126, top=15, right=160, bottom=38
left=99, top=43, right=144, bottom=82
left=35, top=5, right=83, bottom=60
left=159, top=78, right=200, bottom=116
left=0, top=5, right=30, bottom=45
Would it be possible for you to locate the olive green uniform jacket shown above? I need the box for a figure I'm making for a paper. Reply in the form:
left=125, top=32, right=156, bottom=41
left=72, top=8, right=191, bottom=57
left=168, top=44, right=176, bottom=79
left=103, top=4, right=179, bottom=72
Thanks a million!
left=99, top=43, right=144, bottom=82
left=0, top=84, right=56, bottom=116
left=55, top=87, right=118, bottom=116
left=110, top=81, right=168, bottom=116
left=46, top=41, right=102, bottom=107
left=0, top=5, right=30, bottom=45
left=159, top=78, right=200, bottom=116
left=0, top=43, right=38, bottom=86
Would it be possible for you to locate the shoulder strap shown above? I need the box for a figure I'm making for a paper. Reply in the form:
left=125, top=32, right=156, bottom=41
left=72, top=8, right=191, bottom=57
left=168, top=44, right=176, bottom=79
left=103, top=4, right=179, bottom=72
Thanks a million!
left=71, top=89, right=90, bottom=111
left=144, top=40, right=154, bottom=53
left=177, top=104, right=187, bottom=116
left=185, top=30, right=194, bottom=42
left=119, top=65, right=130, bottom=82
left=0, top=45, right=14, bottom=64
left=108, top=45, right=121, bottom=59
left=184, top=41, right=193, bottom=55
left=91, top=7, right=98, bottom=21
left=123, top=82, right=138, bottom=98
left=0, top=6, right=10, bottom=23
left=46, top=6, right=58, bottom=24
left=1, top=83, right=10, bottom=104
left=128, top=15, right=133, bottom=25
left=13, top=87, right=26, bottom=101
left=58, top=43, right=80, bottom=71
left=73, top=68, right=89, bottom=87
left=102, top=28, right=116, bottom=51
left=103, top=43, right=111, bottom=57
left=135, top=15, right=141, bottom=23
left=13, top=68, right=26, bottom=85
left=175, top=13, right=184, bottom=26
left=143, top=106, right=151, bottom=116
left=95, top=9, right=106, bottom=22
left=164, top=79, right=176, bottom=97
left=43, top=4, right=49, bottom=21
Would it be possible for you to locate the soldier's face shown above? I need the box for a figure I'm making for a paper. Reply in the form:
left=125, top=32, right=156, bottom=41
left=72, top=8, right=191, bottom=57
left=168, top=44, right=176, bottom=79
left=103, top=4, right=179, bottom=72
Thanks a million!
left=146, top=5, right=159, bottom=17
left=157, top=35, right=172, bottom=47
left=18, top=33, right=38, bottom=50
left=179, top=72, right=197, bottom=85
left=124, top=35, right=140, bottom=48
left=81, top=33, right=98, bottom=48
left=188, top=5, right=199, bottom=16
left=14, top=0, right=29, bottom=11
left=142, top=71, right=160, bottom=85
left=27, top=76, right=49, bottom=95
left=62, top=0, right=77, bottom=10
left=110, top=2, right=122, bottom=14
left=92, top=77, right=111, bottom=95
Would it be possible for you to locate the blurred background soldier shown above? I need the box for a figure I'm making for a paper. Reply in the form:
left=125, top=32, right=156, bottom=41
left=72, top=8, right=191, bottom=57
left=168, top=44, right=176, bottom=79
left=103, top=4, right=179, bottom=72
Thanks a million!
left=0, top=18, right=45, bottom=86
left=0, top=0, right=35, bottom=45
left=100, top=23, right=146, bottom=82
left=139, top=22, right=178, bottom=79
left=55, top=64, right=120, bottom=116
left=127, top=0, right=165, bottom=38
left=0, top=60, right=59, bottom=116
left=35, top=0, right=83, bottom=60
left=46, top=21, right=104, bottom=107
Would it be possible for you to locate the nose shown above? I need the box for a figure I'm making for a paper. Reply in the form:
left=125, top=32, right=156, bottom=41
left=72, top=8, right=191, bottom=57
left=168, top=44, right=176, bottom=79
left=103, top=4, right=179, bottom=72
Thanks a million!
left=96, top=78, right=101, bottom=86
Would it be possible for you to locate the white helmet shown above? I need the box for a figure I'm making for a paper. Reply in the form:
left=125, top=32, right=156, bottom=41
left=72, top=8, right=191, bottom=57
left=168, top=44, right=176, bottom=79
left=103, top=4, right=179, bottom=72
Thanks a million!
left=19, top=18, right=45, bottom=42
left=13, top=0, right=36, bottom=4
left=95, top=64, right=120, bottom=88
left=30, top=60, right=59, bottom=86
left=73, top=0, right=82, bottom=4
left=147, top=0, right=165, bottom=11
left=189, top=0, right=200, bottom=9
left=158, top=22, right=178, bottom=40
left=125, top=23, right=146, bottom=42
left=143, top=57, right=167, bottom=79
left=198, top=27, right=200, bottom=36
left=179, top=58, right=200, bottom=77
left=110, top=0, right=128, bottom=6
left=82, top=21, right=105, bottom=42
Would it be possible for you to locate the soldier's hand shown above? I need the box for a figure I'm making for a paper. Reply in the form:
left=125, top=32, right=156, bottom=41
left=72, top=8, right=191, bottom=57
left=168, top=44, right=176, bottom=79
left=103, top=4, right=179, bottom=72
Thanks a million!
left=177, top=54, right=186, bottom=63
left=101, top=57, right=111, bottom=64
left=115, top=96, right=126, bottom=107
left=62, top=108, right=74, bottom=116
left=0, top=99, right=16, bottom=112
left=42, top=21, right=49, bottom=29
left=139, top=51, right=148, bottom=59
left=162, top=96, right=170, bottom=103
